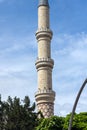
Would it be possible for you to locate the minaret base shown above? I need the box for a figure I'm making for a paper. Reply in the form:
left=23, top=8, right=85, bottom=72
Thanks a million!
left=35, top=90, right=55, bottom=118
left=37, top=103, right=54, bottom=118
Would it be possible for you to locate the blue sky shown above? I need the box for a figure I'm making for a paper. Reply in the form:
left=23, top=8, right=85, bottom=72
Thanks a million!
left=0, top=0, right=87, bottom=116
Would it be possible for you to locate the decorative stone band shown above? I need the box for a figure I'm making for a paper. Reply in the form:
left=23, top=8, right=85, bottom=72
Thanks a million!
left=36, top=28, right=52, bottom=32
left=37, top=103, right=54, bottom=118
left=35, top=28, right=53, bottom=41
left=35, top=58, right=54, bottom=69
left=35, top=90, right=55, bottom=118
left=35, top=90, right=55, bottom=104
left=35, top=89, right=55, bottom=95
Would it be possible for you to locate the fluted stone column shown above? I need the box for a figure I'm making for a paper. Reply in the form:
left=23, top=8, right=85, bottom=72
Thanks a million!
left=35, top=0, right=55, bottom=118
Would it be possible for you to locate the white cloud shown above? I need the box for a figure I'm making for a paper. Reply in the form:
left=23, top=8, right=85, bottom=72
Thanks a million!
left=52, top=32, right=87, bottom=115
left=0, top=34, right=36, bottom=57
left=0, top=33, right=37, bottom=101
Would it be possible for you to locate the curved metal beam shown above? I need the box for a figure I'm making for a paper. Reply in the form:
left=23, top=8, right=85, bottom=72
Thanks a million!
left=68, top=78, right=87, bottom=130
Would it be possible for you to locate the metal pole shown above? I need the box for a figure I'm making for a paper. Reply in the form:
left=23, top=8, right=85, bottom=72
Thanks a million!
left=68, top=78, right=87, bottom=130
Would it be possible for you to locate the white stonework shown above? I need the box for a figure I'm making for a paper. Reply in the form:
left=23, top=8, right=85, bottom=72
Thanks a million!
left=37, top=103, right=54, bottom=118
left=38, top=6, right=49, bottom=29
left=35, top=0, right=55, bottom=118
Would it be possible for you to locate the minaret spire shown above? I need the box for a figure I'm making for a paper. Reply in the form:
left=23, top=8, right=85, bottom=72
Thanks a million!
left=35, top=0, right=55, bottom=118
left=39, top=0, right=49, bottom=6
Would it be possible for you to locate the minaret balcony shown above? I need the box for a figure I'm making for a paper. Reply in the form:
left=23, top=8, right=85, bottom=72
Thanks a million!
left=35, top=58, right=54, bottom=69
left=35, top=89, right=55, bottom=104
left=35, top=28, right=53, bottom=41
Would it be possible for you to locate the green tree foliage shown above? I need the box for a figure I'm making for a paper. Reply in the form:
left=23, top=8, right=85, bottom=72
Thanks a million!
left=63, top=112, right=87, bottom=130
left=0, top=95, right=87, bottom=130
left=36, top=112, right=87, bottom=130
left=35, top=116, right=65, bottom=130
left=0, top=94, right=6, bottom=129
left=0, top=95, right=38, bottom=130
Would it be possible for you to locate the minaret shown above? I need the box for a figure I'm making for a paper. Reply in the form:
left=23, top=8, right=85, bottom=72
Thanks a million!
left=35, top=0, right=55, bottom=118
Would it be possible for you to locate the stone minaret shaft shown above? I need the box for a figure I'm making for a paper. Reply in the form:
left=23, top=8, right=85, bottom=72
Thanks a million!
left=35, top=0, right=55, bottom=118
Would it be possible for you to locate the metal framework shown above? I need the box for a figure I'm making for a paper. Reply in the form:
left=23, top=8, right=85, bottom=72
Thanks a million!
left=68, top=78, right=87, bottom=130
